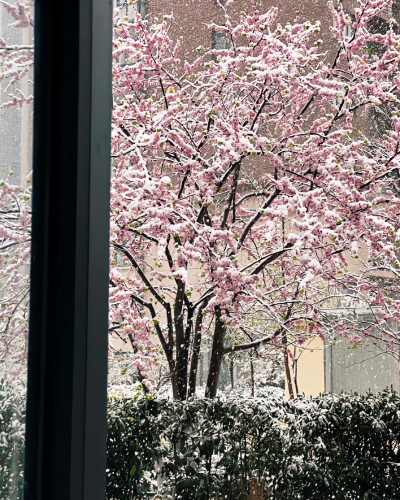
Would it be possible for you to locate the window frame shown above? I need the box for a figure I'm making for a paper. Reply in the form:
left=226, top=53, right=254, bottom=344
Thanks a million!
left=23, top=0, right=112, bottom=498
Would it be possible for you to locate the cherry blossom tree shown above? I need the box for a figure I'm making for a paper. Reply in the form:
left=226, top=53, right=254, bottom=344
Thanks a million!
left=1, top=0, right=400, bottom=400
left=109, top=0, right=400, bottom=400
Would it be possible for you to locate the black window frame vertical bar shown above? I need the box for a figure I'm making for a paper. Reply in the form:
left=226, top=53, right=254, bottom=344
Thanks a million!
left=23, top=0, right=112, bottom=498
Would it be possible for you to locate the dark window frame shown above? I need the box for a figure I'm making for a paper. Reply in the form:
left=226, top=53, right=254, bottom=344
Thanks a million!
left=23, top=1, right=112, bottom=499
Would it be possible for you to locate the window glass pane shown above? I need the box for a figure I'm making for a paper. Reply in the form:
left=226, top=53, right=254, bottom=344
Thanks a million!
left=0, top=0, right=33, bottom=498
left=109, top=0, right=398, bottom=497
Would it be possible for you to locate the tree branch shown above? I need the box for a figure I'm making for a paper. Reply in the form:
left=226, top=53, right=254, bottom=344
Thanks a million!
left=130, top=293, right=173, bottom=361
left=114, top=243, right=168, bottom=308
left=238, top=189, right=280, bottom=249
left=250, top=244, right=293, bottom=275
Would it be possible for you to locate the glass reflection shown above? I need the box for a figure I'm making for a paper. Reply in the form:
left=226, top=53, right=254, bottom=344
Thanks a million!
left=0, top=1, right=33, bottom=498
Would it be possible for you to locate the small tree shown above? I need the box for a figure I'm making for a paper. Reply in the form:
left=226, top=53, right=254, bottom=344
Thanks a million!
left=109, top=0, right=400, bottom=399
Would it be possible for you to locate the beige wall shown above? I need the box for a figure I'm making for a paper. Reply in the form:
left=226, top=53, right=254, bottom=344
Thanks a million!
left=285, top=336, right=325, bottom=398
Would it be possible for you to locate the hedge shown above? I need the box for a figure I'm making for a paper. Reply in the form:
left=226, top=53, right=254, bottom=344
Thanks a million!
left=0, top=379, right=25, bottom=500
left=2, top=379, right=400, bottom=500
left=107, top=389, right=400, bottom=500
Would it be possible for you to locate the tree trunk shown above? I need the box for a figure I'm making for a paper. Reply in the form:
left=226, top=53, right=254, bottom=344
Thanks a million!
left=171, top=371, right=181, bottom=400
left=188, top=302, right=208, bottom=397
left=293, top=346, right=299, bottom=395
left=250, top=356, right=255, bottom=397
left=205, top=307, right=225, bottom=398
left=283, top=334, right=295, bottom=398
left=174, top=282, right=188, bottom=400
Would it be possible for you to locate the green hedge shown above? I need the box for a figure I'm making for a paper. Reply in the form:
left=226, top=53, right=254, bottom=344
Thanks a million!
left=0, top=379, right=25, bottom=500
left=107, top=389, right=400, bottom=500
left=2, top=381, right=400, bottom=499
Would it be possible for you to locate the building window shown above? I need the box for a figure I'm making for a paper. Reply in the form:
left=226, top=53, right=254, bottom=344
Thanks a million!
left=212, top=28, right=227, bottom=52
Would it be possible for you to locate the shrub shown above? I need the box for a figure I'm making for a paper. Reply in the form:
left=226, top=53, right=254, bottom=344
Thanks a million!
left=284, top=391, right=400, bottom=499
left=0, top=378, right=25, bottom=500
left=2, top=380, right=400, bottom=500
left=106, top=389, right=400, bottom=500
